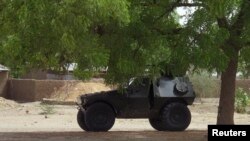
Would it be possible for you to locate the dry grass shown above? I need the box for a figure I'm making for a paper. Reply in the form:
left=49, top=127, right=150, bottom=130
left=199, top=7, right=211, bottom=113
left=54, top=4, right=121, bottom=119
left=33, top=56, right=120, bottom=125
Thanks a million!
left=50, top=82, right=112, bottom=101
left=190, top=73, right=250, bottom=98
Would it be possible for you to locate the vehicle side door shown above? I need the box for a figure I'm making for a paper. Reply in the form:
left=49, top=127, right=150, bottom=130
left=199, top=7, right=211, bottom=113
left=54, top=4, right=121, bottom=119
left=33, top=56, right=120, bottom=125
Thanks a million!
left=124, top=78, right=150, bottom=118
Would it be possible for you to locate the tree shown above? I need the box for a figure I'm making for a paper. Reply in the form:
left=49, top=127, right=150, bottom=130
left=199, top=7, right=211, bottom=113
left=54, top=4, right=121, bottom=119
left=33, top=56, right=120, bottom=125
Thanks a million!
left=176, top=0, right=250, bottom=124
left=1, top=0, right=250, bottom=124
left=0, top=0, right=129, bottom=76
left=93, top=0, right=250, bottom=124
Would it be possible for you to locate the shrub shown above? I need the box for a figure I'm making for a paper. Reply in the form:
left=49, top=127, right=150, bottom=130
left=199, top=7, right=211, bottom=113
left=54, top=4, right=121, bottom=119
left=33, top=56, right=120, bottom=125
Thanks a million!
left=189, top=72, right=220, bottom=98
left=39, top=103, right=56, bottom=115
left=235, top=88, right=249, bottom=113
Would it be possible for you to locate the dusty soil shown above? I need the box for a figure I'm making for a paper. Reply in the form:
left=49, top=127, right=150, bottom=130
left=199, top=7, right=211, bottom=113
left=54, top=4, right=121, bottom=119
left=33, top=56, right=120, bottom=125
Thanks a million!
left=0, top=97, right=249, bottom=141
left=0, top=98, right=249, bottom=132
left=0, top=131, right=207, bottom=141
left=0, top=97, right=19, bottom=109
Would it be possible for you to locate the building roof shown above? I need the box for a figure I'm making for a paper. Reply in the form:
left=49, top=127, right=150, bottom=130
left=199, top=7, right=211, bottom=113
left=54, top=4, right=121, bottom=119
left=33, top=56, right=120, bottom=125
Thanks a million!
left=0, top=64, right=9, bottom=71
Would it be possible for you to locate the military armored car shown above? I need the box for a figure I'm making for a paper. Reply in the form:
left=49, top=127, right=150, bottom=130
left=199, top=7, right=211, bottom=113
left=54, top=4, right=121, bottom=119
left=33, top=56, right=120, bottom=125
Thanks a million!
left=76, top=76, right=195, bottom=131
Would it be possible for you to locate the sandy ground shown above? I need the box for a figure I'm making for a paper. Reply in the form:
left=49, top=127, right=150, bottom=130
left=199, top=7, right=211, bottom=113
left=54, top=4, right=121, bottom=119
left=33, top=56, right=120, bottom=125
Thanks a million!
left=0, top=98, right=249, bottom=133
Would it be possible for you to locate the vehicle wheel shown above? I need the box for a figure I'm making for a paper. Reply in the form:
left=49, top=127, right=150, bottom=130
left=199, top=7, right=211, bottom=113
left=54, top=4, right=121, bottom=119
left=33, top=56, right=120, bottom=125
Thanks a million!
left=162, top=103, right=191, bottom=131
left=85, top=103, right=115, bottom=132
left=149, top=117, right=166, bottom=131
left=77, top=110, right=89, bottom=131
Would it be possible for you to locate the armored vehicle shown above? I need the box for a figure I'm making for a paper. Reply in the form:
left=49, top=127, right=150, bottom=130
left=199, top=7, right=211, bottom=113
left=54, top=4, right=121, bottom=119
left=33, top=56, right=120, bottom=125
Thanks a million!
left=76, top=76, right=195, bottom=132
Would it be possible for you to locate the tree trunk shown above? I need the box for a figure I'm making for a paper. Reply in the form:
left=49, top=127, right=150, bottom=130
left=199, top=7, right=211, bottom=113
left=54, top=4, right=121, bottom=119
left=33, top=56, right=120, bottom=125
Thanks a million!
left=217, top=57, right=238, bottom=124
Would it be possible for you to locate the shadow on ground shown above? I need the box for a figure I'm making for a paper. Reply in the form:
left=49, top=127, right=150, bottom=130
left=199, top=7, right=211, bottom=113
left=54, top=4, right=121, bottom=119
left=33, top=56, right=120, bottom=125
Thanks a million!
left=0, top=130, right=207, bottom=141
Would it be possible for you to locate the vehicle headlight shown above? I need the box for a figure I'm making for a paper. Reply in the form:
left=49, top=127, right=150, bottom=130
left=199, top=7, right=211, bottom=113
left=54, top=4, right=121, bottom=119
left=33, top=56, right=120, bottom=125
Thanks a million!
left=76, top=96, right=82, bottom=105
left=174, top=82, right=188, bottom=96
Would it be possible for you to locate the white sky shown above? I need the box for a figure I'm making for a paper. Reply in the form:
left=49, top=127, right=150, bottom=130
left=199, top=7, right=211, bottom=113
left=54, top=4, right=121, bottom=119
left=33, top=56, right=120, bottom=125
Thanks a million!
left=176, top=7, right=196, bottom=25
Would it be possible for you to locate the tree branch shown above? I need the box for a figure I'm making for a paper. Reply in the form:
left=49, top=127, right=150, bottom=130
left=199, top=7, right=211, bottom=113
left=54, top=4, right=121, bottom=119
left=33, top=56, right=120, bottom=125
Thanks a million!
left=230, top=1, right=248, bottom=36
left=175, top=3, right=205, bottom=7
left=154, top=0, right=182, bottom=22
left=246, top=42, right=250, bottom=47
left=154, top=1, right=206, bottom=23
left=228, top=1, right=250, bottom=50
left=152, top=27, right=182, bottom=35
left=217, top=17, right=229, bottom=29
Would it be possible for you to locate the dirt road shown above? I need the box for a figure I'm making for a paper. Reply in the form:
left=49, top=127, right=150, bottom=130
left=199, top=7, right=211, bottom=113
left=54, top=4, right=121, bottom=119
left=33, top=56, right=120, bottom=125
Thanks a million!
left=0, top=131, right=207, bottom=141
left=0, top=98, right=249, bottom=141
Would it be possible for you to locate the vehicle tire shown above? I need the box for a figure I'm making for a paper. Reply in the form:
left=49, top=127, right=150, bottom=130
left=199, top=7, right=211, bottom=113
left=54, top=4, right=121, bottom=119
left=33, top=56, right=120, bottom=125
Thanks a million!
left=85, top=103, right=115, bottom=132
left=162, top=102, right=191, bottom=131
left=149, top=117, right=166, bottom=131
left=77, top=110, right=89, bottom=131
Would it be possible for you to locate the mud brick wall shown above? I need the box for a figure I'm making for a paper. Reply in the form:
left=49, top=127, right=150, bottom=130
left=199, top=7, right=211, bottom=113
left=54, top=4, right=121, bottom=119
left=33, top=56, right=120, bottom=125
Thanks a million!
left=0, top=72, right=8, bottom=97
left=6, top=78, right=250, bottom=102
left=8, top=79, right=69, bottom=101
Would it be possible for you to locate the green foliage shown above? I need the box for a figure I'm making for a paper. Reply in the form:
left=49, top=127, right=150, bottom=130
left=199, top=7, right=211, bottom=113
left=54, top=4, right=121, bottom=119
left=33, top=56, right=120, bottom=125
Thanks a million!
left=235, top=87, right=249, bottom=113
left=0, top=0, right=129, bottom=77
left=1, top=0, right=250, bottom=86
left=99, top=0, right=184, bottom=84
left=205, top=0, right=242, bottom=18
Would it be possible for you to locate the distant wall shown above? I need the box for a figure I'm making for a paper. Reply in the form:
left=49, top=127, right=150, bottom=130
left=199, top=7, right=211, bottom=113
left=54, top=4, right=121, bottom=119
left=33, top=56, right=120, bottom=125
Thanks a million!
left=236, top=79, right=250, bottom=93
left=34, top=80, right=72, bottom=100
left=21, top=69, right=47, bottom=80
left=0, top=71, right=8, bottom=97
left=21, top=69, right=76, bottom=80
left=5, top=78, right=250, bottom=102
left=8, top=79, right=36, bottom=101
left=8, top=79, right=74, bottom=102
